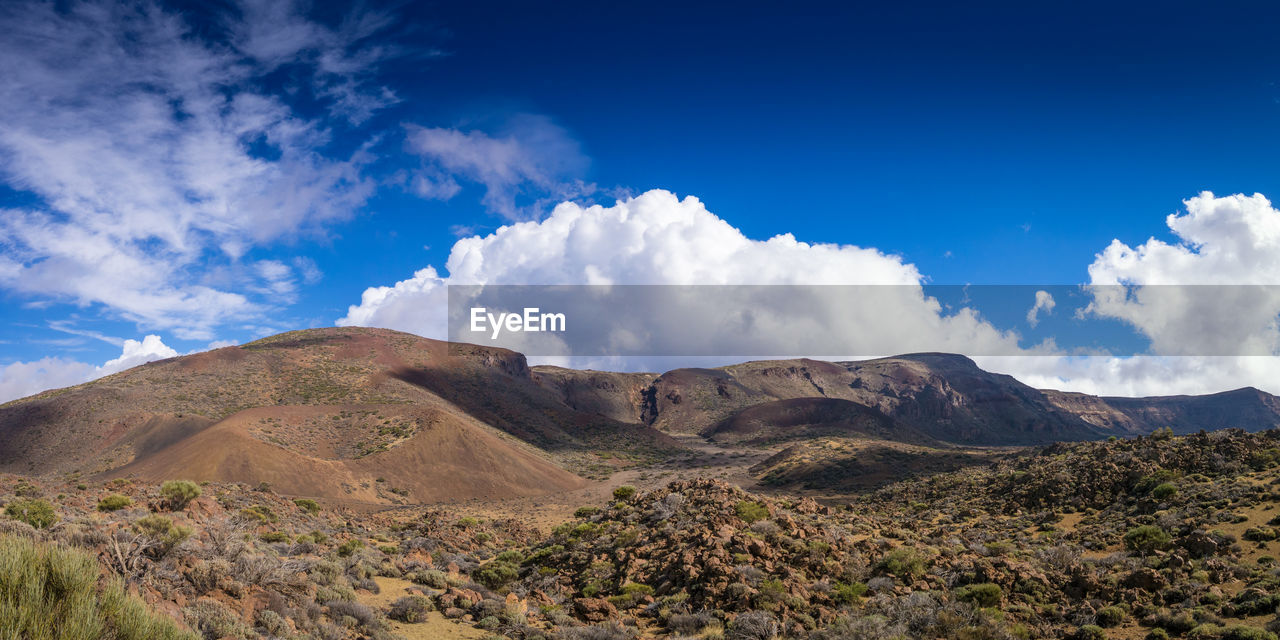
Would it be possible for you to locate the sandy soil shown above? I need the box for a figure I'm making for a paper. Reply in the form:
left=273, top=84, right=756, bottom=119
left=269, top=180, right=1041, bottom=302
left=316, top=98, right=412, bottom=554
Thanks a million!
left=359, top=577, right=487, bottom=640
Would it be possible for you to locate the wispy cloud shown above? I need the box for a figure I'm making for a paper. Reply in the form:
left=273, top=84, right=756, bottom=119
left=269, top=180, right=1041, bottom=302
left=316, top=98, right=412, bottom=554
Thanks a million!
left=406, top=114, right=593, bottom=219
left=0, top=0, right=400, bottom=339
left=1026, top=290, right=1056, bottom=327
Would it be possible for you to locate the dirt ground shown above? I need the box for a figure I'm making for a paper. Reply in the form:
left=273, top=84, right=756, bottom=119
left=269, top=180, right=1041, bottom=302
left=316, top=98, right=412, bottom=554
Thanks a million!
left=368, top=436, right=781, bottom=532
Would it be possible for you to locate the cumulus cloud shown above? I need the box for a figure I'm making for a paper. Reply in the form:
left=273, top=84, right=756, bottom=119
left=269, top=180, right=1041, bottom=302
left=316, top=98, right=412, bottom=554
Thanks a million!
left=101, top=335, right=180, bottom=373
left=407, top=114, right=592, bottom=219
left=1084, top=192, right=1280, bottom=356
left=1026, top=290, right=1056, bottom=327
left=982, top=191, right=1280, bottom=396
left=339, top=189, right=1027, bottom=364
left=0, top=0, right=395, bottom=339
left=0, top=334, right=178, bottom=403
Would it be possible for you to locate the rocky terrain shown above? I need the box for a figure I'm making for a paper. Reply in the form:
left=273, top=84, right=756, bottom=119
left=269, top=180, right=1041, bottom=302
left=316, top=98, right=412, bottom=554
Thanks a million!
left=8, top=428, right=1280, bottom=639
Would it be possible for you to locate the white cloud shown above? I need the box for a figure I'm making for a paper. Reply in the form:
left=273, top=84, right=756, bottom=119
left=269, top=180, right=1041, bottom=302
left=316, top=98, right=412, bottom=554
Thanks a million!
left=0, top=0, right=392, bottom=339
left=0, top=358, right=97, bottom=405
left=406, top=114, right=592, bottom=219
left=339, top=266, right=448, bottom=338
left=340, top=189, right=1026, bottom=362
left=982, top=191, right=1280, bottom=397
left=0, top=334, right=178, bottom=403
left=101, top=335, right=179, bottom=374
left=1026, top=290, right=1056, bottom=327
left=977, top=355, right=1280, bottom=398
left=1084, top=192, right=1280, bottom=356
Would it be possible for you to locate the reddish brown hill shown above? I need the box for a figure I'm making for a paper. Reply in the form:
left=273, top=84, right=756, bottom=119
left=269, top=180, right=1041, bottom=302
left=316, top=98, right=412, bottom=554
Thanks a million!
left=0, top=327, right=678, bottom=504
left=112, top=404, right=584, bottom=504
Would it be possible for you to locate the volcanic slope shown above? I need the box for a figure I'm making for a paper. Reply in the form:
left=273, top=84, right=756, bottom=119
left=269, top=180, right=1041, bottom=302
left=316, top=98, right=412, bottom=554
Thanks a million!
left=0, top=327, right=677, bottom=504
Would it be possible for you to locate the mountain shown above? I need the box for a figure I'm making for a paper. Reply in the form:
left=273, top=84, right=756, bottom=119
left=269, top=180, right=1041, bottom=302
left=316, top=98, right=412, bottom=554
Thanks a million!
left=0, top=327, right=677, bottom=505
left=1043, top=386, right=1280, bottom=435
left=540, top=354, right=1280, bottom=445
left=4, top=328, right=1279, bottom=506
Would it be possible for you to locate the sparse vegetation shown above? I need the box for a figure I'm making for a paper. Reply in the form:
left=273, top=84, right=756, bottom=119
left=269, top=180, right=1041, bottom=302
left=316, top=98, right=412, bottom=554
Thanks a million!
left=4, top=328, right=1280, bottom=639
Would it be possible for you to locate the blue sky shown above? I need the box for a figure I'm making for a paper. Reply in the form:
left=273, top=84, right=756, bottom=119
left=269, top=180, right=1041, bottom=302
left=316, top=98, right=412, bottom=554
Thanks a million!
left=3, top=0, right=1280, bottom=400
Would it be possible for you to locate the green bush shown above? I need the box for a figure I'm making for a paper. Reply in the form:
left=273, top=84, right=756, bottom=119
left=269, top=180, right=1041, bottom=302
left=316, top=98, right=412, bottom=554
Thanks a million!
left=159, top=480, right=201, bottom=510
left=474, top=560, right=520, bottom=589
left=495, top=550, right=524, bottom=564
left=1230, top=627, right=1270, bottom=640
left=337, top=539, right=364, bottom=557
left=1123, top=525, right=1171, bottom=554
left=876, top=548, right=926, bottom=579
left=411, top=569, right=448, bottom=589
left=612, top=485, right=637, bottom=501
left=293, top=498, right=320, bottom=514
left=238, top=505, right=277, bottom=524
left=388, top=595, right=433, bottom=623
left=1243, top=527, right=1278, bottom=542
left=955, top=582, right=1002, bottom=607
left=1187, top=624, right=1224, bottom=640
left=97, top=494, right=133, bottom=512
left=831, top=581, right=868, bottom=604
left=1151, top=483, right=1178, bottom=500
left=133, top=515, right=192, bottom=556
left=0, top=535, right=197, bottom=639
left=1096, top=605, right=1126, bottom=627
left=574, top=506, right=600, bottom=518
left=1220, top=626, right=1279, bottom=640
left=1075, top=625, right=1107, bottom=640
left=260, top=531, right=290, bottom=543
left=620, top=582, right=654, bottom=596
left=735, top=500, right=770, bottom=524
left=4, top=499, right=56, bottom=529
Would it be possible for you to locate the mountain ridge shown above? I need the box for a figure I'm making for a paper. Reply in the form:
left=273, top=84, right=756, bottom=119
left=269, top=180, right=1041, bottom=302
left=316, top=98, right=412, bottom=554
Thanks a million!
left=3, top=327, right=1279, bottom=505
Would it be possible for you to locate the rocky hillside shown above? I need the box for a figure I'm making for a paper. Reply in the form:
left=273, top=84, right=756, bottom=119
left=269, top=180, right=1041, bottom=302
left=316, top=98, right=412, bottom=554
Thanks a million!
left=610, top=355, right=1106, bottom=445
left=1044, top=387, right=1280, bottom=435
